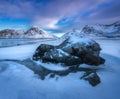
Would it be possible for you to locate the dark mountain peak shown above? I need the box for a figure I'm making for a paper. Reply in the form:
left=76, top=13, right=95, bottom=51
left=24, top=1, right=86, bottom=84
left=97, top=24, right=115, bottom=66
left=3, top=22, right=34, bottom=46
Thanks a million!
left=29, top=26, right=41, bottom=31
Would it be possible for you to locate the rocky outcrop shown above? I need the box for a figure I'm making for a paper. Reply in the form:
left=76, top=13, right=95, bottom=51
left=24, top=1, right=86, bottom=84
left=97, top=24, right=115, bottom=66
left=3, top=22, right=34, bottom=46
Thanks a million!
left=33, top=35, right=105, bottom=66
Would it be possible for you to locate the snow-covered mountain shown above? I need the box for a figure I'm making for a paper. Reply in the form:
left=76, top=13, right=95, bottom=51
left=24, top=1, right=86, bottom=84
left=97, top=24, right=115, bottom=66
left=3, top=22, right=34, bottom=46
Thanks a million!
left=62, top=21, right=120, bottom=39
left=24, top=26, right=56, bottom=38
left=0, top=26, right=56, bottom=39
left=0, top=29, right=24, bottom=38
left=81, top=21, right=120, bottom=38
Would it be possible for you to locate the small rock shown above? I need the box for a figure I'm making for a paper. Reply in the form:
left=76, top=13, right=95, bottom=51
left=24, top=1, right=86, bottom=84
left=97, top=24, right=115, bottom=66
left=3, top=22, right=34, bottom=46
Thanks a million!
left=49, top=73, right=55, bottom=78
left=81, top=72, right=101, bottom=86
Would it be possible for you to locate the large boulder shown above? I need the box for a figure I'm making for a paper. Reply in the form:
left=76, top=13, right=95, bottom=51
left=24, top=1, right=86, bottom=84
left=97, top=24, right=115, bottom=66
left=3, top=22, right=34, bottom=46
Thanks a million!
left=33, top=35, right=105, bottom=66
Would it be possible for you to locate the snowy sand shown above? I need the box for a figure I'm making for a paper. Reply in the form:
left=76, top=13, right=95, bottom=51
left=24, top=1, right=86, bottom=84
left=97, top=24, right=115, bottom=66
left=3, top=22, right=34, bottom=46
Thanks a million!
left=0, top=39, right=120, bottom=99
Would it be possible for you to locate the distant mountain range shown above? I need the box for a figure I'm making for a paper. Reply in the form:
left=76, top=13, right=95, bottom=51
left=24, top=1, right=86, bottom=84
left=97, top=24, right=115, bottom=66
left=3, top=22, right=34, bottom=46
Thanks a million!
left=0, top=21, right=120, bottom=39
left=81, top=21, right=120, bottom=38
left=62, top=21, right=120, bottom=38
left=0, top=26, right=56, bottom=39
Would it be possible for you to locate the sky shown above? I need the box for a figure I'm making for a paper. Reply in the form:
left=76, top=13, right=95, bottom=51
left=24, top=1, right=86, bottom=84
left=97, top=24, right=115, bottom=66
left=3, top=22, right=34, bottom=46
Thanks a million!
left=0, top=0, right=120, bottom=34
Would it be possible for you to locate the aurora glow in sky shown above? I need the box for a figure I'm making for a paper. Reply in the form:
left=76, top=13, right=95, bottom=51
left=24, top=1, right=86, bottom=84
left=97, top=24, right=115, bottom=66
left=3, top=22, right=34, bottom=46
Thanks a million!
left=0, top=0, right=120, bottom=33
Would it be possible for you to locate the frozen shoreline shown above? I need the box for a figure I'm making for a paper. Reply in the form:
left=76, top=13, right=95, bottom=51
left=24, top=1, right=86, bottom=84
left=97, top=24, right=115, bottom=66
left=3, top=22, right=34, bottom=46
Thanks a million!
left=0, top=39, right=120, bottom=99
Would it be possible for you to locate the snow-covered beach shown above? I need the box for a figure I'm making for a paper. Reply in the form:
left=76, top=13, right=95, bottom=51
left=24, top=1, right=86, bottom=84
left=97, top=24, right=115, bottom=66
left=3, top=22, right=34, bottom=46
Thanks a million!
left=0, top=38, right=120, bottom=99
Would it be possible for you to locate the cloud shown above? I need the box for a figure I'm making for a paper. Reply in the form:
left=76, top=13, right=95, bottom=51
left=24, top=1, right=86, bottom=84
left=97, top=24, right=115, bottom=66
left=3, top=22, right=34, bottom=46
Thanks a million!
left=0, top=0, right=120, bottom=32
left=31, top=0, right=111, bottom=29
left=32, top=17, right=59, bottom=29
left=0, top=1, right=33, bottom=18
left=74, top=0, right=120, bottom=24
left=90, top=1, right=120, bottom=19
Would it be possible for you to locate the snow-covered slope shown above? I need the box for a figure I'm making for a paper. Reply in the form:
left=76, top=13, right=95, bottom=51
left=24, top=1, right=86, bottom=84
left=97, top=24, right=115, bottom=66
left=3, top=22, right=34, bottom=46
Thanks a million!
left=81, top=21, right=120, bottom=38
left=0, top=26, right=56, bottom=39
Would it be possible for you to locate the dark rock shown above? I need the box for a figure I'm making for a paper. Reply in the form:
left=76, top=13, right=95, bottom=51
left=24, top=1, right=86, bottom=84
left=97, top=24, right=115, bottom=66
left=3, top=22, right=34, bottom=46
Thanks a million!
left=63, top=56, right=82, bottom=66
left=82, top=53, right=105, bottom=66
left=81, top=71, right=101, bottom=86
left=49, top=73, right=55, bottom=78
left=33, top=36, right=105, bottom=66
left=59, top=39, right=101, bottom=57
left=33, top=44, right=54, bottom=60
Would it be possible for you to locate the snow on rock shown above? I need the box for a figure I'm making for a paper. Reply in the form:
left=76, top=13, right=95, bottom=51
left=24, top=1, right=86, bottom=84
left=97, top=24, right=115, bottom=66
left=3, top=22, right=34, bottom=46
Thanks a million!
left=36, top=61, right=69, bottom=71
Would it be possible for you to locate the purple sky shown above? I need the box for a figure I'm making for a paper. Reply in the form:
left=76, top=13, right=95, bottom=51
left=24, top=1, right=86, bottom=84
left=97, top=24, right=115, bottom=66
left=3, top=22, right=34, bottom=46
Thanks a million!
left=0, top=0, right=120, bottom=33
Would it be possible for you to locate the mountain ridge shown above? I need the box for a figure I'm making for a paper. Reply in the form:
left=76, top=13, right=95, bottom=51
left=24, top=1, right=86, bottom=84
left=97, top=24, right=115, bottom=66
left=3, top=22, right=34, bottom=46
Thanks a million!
left=80, top=21, right=120, bottom=38
left=0, top=26, right=56, bottom=39
left=62, top=21, right=120, bottom=38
